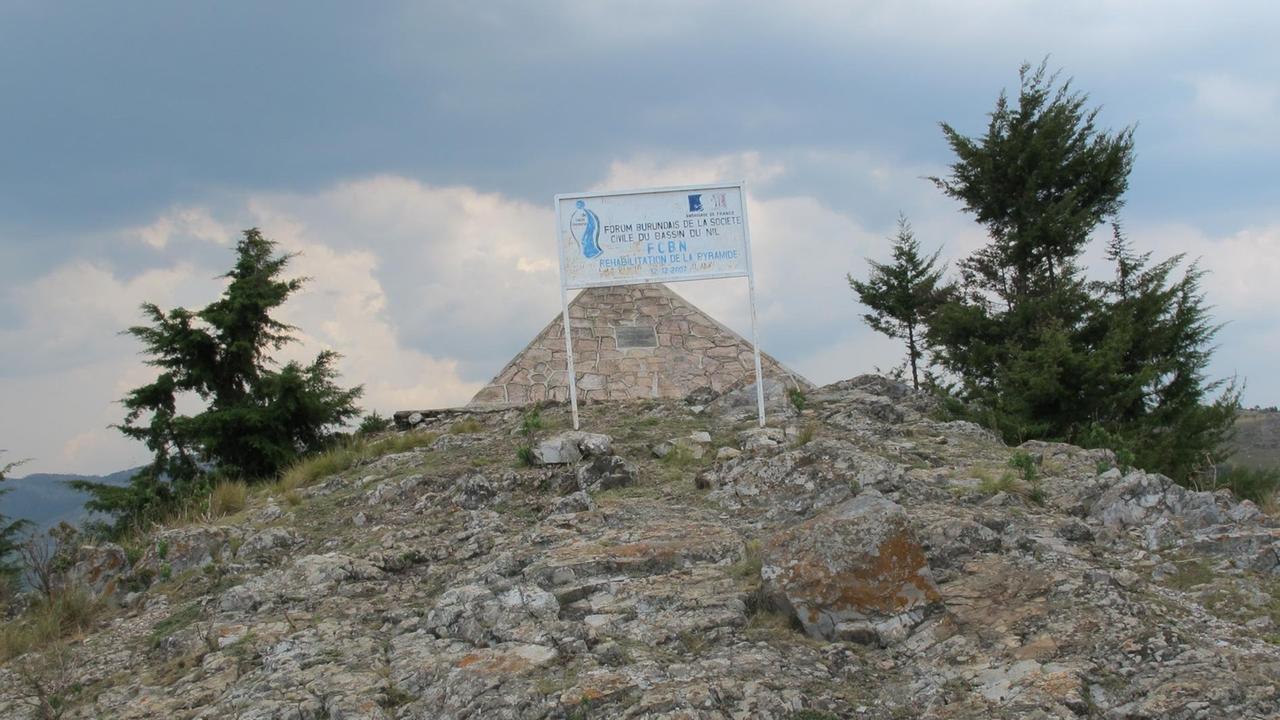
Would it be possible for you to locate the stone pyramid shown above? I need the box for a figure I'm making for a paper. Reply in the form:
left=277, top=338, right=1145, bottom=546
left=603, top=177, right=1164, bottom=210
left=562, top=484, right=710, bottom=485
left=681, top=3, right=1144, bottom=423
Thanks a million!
left=469, top=284, right=811, bottom=406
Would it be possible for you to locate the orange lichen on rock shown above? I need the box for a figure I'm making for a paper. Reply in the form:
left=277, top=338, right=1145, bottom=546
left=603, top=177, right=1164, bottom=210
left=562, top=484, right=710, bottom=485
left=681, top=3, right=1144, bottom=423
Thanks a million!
left=761, top=492, right=943, bottom=644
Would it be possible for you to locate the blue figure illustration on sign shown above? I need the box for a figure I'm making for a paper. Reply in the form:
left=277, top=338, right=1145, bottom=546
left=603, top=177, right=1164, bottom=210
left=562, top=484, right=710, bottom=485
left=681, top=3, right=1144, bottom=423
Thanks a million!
left=570, top=199, right=603, bottom=259
left=688, top=194, right=702, bottom=212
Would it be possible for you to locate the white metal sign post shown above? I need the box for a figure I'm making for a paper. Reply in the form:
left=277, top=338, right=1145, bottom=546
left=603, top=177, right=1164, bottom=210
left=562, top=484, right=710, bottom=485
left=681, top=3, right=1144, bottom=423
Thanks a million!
left=553, top=181, right=766, bottom=430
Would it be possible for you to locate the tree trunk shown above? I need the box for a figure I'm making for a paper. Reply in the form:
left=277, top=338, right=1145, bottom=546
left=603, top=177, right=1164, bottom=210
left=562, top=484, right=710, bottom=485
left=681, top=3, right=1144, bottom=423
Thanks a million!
left=907, top=322, right=920, bottom=390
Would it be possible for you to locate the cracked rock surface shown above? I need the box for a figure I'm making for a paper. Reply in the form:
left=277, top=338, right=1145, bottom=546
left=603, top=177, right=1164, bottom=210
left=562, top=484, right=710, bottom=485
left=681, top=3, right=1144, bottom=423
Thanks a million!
left=2, top=375, right=1278, bottom=719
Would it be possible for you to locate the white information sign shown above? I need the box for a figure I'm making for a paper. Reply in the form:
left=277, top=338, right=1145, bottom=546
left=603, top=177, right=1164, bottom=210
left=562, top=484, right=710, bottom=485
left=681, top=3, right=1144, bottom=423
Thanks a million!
left=552, top=182, right=766, bottom=432
left=555, top=183, right=750, bottom=289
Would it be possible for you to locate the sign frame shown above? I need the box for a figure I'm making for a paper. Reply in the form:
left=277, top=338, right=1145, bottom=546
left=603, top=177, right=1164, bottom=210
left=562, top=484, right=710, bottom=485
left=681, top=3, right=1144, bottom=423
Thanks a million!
left=553, top=181, right=766, bottom=430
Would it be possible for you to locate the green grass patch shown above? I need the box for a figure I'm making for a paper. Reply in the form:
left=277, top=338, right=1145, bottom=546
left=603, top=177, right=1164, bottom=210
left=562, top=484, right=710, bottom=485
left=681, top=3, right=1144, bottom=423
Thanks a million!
left=976, top=471, right=1018, bottom=496
left=148, top=602, right=202, bottom=648
left=1162, top=559, right=1215, bottom=591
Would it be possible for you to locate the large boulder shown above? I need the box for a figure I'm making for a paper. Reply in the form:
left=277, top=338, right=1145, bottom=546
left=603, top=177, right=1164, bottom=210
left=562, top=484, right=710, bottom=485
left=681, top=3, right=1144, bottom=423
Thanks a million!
left=66, top=543, right=129, bottom=598
left=532, top=431, right=612, bottom=465
left=576, top=455, right=636, bottom=492
left=700, top=439, right=901, bottom=523
left=138, top=526, right=233, bottom=577
left=1090, top=470, right=1232, bottom=543
left=761, top=492, right=942, bottom=646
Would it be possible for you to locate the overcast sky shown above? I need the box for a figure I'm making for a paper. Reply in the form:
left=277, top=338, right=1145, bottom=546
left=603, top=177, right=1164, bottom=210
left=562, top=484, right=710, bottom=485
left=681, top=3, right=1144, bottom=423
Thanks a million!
left=2, top=1, right=1278, bottom=475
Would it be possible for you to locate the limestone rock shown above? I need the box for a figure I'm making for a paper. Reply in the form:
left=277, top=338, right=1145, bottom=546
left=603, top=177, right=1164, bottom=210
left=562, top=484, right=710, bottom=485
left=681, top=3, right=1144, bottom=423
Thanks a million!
left=452, top=473, right=497, bottom=509
left=67, top=543, right=129, bottom=598
left=715, top=446, right=742, bottom=461
left=532, top=431, right=613, bottom=465
left=139, top=526, right=233, bottom=576
left=921, top=517, right=1001, bottom=569
left=576, top=455, right=636, bottom=492
left=738, top=426, right=786, bottom=450
left=762, top=492, right=942, bottom=645
left=532, top=435, right=582, bottom=465
left=13, top=372, right=1280, bottom=720
left=235, top=527, right=300, bottom=563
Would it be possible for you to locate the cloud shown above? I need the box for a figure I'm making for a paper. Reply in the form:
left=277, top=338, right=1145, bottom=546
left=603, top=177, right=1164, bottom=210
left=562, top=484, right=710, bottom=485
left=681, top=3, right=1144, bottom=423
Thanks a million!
left=594, top=152, right=785, bottom=192
left=1182, top=72, right=1280, bottom=149
left=128, top=207, right=233, bottom=249
left=1130, top=222, right=1280, bottom=314
left=244, top=176, right=563, bottom=378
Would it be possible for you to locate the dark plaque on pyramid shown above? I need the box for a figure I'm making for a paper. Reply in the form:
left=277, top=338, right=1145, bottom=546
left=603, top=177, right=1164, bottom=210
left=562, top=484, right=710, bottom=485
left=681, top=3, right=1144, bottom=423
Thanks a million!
left=615, top=325, right=658, bottom=349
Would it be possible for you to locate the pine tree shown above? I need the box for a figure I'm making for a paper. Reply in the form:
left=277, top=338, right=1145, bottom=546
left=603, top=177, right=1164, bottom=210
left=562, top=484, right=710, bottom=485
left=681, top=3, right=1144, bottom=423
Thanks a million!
left=74, top=229, right=362, bottom=533
left=848, top=215, right=951, bottom=389
left=924, top=61, right=1236, bottom=481
left=932, top=61, right=1134, bottom=306
left=1081, top=227, right=1238, bottom=480
left=0, top=452, right=30, bottom=581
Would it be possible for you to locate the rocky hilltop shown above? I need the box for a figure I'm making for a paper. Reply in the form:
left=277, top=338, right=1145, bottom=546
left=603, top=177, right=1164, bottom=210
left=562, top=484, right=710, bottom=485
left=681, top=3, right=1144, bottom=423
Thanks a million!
left=2, top=376, right=1278, bottom=719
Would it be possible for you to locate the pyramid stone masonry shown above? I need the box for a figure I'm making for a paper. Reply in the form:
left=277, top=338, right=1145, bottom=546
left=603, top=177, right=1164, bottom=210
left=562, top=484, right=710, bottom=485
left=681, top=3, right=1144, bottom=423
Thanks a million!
left=469, top=284, right=811, bottom=406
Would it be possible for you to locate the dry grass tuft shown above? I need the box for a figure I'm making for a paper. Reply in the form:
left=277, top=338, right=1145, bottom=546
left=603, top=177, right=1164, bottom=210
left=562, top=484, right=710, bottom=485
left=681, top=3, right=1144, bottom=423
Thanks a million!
left=209, top=480, right=248, bottom=517
left=449, top=418, right=483, bottom=435
left=0, top=586, right=102, bottom=662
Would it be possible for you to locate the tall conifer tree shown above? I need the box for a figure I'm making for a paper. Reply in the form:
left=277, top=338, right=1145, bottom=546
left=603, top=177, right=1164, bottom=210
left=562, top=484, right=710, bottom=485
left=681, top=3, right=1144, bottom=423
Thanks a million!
left=924, top=61, right=1236, bottom=481
left=849, top=215, right=950, bottom=389
left=75, top=229, right=362, bottom=533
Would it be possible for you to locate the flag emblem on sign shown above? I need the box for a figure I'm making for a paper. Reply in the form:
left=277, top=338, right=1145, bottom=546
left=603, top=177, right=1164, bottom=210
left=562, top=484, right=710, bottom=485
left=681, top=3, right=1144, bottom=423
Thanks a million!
left=687, top=194, right=702, bottom=212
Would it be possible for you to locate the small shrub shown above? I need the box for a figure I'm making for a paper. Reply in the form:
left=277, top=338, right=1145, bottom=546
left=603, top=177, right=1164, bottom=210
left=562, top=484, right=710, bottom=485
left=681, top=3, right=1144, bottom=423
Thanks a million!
left=1077, top=423, right=1137, bottom=473
left=1025, top=483, right=1048, bottom=506
left=357, top=412, right=392, bottom=436
left=516, top=446, right=535, bottom=467
left=793, top=424, right=816, bottom=447
left=787, top=388, right=807, bottom=412
left=123, top=542, right=144, bottom=566
left=449, top=418, right=483, bottom=435
left=1212, top=465, right=1280, bottom=506
left=209, top=480, right=248, bottom=517
left=976, top=472, right=1018, bottom=496
left=11, top=640, right=74, bottom=719
left=1008, top=451, right=1038, bottom=483
left=379, top=684, right=415, bottom=709
left=282, top=490, right=302, bottom=507
left=156, top=540, right=169, bottom=561
left=521, top=408, right=543, bottom=437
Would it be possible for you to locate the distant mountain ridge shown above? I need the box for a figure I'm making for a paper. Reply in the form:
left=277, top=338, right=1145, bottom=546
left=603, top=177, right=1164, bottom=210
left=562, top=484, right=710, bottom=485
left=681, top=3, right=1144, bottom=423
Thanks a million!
left=0, top=467, right=138, bottom=533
